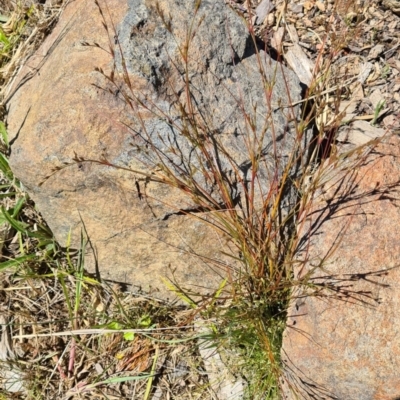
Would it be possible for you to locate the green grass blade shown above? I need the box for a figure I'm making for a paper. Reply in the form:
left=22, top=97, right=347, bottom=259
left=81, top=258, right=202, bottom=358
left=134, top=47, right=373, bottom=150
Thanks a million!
left=0, top=254, right=37, bottom=270
left=0, top=192, right=18, bottom=199
left=1, top=206, right=29, bottom=233
left=99, top=374, right=153, bottom=385
left=160, top=277, right=197, bottom=308
left=0, top=121, right=9, bottom=148
left=11, top=196, right=26, bottom=218
left=0, top=153, right=13, bottom=181
left=144, top=346, right=159, bottom=400
left=65, top=229, right=73, bottom=268
left=58, top=273, right=73, bottom=321
left=141, top=333, right=199, bottom=344
left=73, top=231, right=86, bottom=325
left=0, top=30, right=10, bottom=47
left=214, top=278, right=227, bottom=299
left=66, top=374, right=153, bottom=397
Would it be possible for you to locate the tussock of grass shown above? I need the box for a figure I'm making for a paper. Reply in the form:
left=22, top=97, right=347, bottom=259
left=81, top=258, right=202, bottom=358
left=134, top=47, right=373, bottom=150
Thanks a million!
left=66, top=0, right=317, bottom=396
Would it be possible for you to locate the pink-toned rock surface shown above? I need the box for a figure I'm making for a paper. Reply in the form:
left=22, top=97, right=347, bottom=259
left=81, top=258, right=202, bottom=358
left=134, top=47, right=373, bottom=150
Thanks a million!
left=281, top=136, right=400, bottom=399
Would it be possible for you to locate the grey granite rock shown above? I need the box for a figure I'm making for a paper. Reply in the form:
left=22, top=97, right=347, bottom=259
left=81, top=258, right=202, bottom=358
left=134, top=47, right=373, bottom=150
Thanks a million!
left=6, top=0, right=309, bottom=296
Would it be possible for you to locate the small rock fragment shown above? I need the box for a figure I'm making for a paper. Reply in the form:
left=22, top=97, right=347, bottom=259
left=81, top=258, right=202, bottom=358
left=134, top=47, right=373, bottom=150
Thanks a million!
left=303, top=1, right=314, bottom=11
left=357, top=62, right=373, bottom=84
left=315, top=0, right=326, bottom=11
left=383, top=0, right=400, bottom=15
left=255, top=0, right=275, bottom=24
left=368, top=44, right=385, bottom=60
left=337, top=120, right=386, bottom=145
left=289, top=3, right=303, bottom=13
left=285, top=43, right=315, bottom=86
left=271, top=26, right=285, bottom=50
left=383, top=114, right=400, bottom=129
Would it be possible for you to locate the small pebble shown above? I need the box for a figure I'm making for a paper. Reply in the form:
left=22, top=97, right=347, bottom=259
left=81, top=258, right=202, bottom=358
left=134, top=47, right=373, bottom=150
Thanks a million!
left=303, top=18, right=313, bottom=28
left=289, top=3, right=303, bottom=13
left=367, top=44, right=385, bottom=60
left=267, top=12, right=275, bottom=26
left=316, top=1, right=326, bottom=12
left=303, top=0, right=314, bottom=11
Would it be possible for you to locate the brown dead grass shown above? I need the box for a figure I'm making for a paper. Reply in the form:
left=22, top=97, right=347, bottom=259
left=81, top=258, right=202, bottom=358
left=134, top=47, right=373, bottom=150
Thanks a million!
left=1, top=262, right=212, bottom=399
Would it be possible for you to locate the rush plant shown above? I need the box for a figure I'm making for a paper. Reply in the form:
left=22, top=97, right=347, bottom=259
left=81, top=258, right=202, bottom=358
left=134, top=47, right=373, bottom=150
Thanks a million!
left=61, top=1, right=320, bottom=397
left=38, top=0, right=384, bottom=397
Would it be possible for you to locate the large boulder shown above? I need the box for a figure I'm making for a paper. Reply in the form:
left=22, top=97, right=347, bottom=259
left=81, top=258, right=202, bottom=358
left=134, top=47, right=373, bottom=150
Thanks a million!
left=6, top=0, right=306, bottom=296
left=281, top=136, right=400, bottom=399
